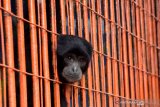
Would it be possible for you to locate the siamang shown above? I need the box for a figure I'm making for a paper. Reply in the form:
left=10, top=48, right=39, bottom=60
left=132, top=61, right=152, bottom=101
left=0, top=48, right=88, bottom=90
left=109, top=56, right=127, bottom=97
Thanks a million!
left=57, top=35, right=92, bottom=83
left=57, top=35, right=93, bottom=106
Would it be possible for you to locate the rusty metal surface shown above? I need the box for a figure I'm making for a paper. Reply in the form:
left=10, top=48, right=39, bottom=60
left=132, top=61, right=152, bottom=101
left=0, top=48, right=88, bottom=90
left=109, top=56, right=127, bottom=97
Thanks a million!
left=0, top=0, right=160, bottom=107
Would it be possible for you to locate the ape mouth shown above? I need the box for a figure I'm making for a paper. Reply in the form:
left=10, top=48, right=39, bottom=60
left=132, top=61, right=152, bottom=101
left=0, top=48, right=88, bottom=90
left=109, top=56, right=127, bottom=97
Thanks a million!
left=62, top=72, right=82, bottom=83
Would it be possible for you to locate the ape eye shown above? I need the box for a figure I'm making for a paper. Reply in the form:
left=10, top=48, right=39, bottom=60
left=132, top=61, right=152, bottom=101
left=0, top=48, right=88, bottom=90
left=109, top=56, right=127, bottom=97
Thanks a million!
left=67, top=56, right=72, bottom=60
left=64, top=54, right=74, bottom=63
left=78, top=57, right=87, bottom=66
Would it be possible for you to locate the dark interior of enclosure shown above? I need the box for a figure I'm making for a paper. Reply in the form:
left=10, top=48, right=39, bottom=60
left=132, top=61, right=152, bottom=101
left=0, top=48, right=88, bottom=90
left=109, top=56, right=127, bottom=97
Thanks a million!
left=0, top=0, right=160, bottom=107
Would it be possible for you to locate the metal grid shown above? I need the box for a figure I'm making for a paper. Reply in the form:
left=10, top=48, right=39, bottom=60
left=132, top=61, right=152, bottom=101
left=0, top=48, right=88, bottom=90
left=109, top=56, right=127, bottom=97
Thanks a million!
left=0, top=0, right=160, bottom=107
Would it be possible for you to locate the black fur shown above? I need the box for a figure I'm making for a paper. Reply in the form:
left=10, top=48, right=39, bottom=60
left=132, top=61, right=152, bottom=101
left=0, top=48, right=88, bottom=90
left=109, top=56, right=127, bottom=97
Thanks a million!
left=57, top=35, right=93, bottom=83
left=57, top=35, right=92, bottom=106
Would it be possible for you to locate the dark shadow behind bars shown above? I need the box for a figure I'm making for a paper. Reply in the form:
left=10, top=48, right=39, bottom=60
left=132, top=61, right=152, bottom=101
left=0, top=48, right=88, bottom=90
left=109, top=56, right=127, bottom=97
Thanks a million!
left=0, top=0, right=160, bottom=107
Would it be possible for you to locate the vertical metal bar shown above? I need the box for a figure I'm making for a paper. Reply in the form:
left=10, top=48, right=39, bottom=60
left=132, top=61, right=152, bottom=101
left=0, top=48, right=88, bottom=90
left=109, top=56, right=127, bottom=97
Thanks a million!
left=16, top=0, right=28, bottom=107
left=90, top=0, right=101, bottom=106
left=151, top=0, right=159, bottom=101
left=0, top=1, right=5, bottom=107
left=135, top=0, right=144, bottom=102
left=110, top=1, right=119, bottom=107
left=40, top=1, right=51, bottom=107
left=37, top=1, right=44, bottom=107
left=3, top=0, right=17, bottom=107
left=0, top=48, right=1, bottom=106
left=144, top=1, right=153, bottom=102
left=28, top=0, right=40, bottom=107
left=69, top=0, right=75, bottom=35
left=75, top=0, right=82, bottom=36
left=50, top=0, right=61, bottom=106
left=66, top=0, right=70, bottom=35
left=80, top=74, right=86, bottom=107
left=82, top=0, right=93, bottom=106
left=103, top=0, right=113, bottom=106
left=68, top=0, right=78, bottom=106
left=0, top=1, right=7, bottom=107
left=60, top=1, right=73, bottom=104
left=125, top=1, right=135, bottom=105
left=140, top=0, right=149, bottom=106
left=0, top=4, right=2, bottom=106
left=0, top=66, right=2, bottom=107
left=0, top=68, right=2, bottom=107
left=64, top=85, right=72, bottom=107
left=131, top=0, right=140, bottom=102
left=121, top=1, right=130, bottom=106
left=96, top=1, right=106, bottom=107
left=87, top=1, right=97, bottom=106
left=74, top=83, right=79, bottom=107
left=116, top=0, right=125, bottom=99
left=60, top=0, right=66, bottom=33
left=157, top=0, right=160, bottom=100
left=75, top=1, right=86, bottom=107
left=147, top=0, right=156, bottom=102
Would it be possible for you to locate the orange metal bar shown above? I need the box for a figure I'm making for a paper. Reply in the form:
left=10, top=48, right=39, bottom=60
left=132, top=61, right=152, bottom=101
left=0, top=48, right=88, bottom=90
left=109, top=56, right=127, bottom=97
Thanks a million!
left=90, top=0, right=101, bottom=106
left=37, top=1, right=44, bottom=107
left=88, top=1, right=96, bottom=106
left=0, top=1, right=6, bottom=107
left=75, top=0, right=82, bottom=36
left=0, top=50, right=1, bottom=107
left=157, top=0, right=160, bottom=100
left=135, top=0, right=144, bottom=102
left=50, top=0, right=61, bottom=106
left=75, top=1, right=87, bottom=107
left=68, top=0, right=79, bottom=106
left=147, top=0, right=156, bottom=102
left=103, top=0, right=113, bottom=106
left=73, top=82, right=79, bottom=107
left=151, top=0, right=159, bottom=101
left=144, top=1, right=153, bottom=103
left=0, top=3, right=2, bottom=106
left=0, top=11, right=7, bottom=107
left=16, top=0, right=28, bottom=107
left=28, top=0, right=40, bottom=107
left=69, top=0, right=79, bottom=106
left=82, top=0, right=93, bottom=106
left=110, top=1, right=119, bottom=107
left=66, top=0, right=70, bottom=35
left=121, top=1, right=130, bottom=106
left=0, top=69, right=2, bottom=107
left=60, top=0, right=66, bottom=33
left=69, top=0, right=75, bottom=35
left=144, top=1, right=152, bottom=105
left=3, top=0, right=17, bottom=107
left=125, top=1, right=135, bottom=106
left=40, top=1, right=52, bottom=107
left=131, top=0, right=140, bottom=103
left=0, top=68, right=2, bottom=107
left=96, top=1, right=106, bottom=107
left=116, top=0, right=125, bottom=100
left=140, top=0, right=149, bottom=106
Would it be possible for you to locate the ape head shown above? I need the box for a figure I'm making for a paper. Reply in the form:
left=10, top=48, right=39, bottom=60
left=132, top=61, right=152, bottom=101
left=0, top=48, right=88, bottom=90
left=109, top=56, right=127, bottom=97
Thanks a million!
left=57, top=35, right=93, bottom=83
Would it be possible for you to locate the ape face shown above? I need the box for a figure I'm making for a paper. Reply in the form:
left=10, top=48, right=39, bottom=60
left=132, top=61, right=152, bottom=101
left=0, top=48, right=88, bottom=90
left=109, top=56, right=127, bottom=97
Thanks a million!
left=57, top=35, right=92, bottom=83
left=62, top=52, right=86, bottom=82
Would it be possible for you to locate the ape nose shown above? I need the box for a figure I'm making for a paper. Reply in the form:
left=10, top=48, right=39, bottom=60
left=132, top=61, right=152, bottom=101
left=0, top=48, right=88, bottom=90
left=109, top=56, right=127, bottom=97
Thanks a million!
left=72, top=67, right=78, bottom=72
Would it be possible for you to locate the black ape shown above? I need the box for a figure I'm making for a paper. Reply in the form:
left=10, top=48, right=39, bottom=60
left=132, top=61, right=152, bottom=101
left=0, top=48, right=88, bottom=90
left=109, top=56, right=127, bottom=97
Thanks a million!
left=57, top=35, right=93, bottom=83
